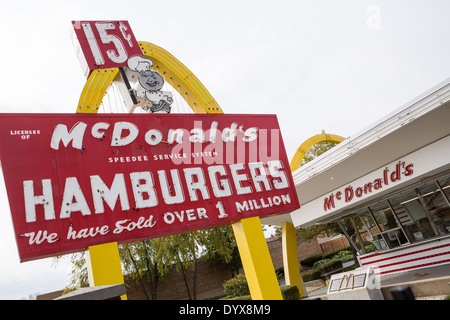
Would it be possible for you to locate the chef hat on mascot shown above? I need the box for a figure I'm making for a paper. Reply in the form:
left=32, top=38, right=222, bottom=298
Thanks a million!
left=127, top=55, right=154, bottom=73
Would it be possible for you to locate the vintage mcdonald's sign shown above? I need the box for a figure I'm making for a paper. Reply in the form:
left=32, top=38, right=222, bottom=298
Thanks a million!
left=0, top=113, right=299, bottom=261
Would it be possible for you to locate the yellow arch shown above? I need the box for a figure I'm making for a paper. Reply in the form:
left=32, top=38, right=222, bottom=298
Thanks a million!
left=77, top=41, right=223, bottom=114
left=77, top=68, right=119, bottom=113
left=289, top=132, right=346, bottom=172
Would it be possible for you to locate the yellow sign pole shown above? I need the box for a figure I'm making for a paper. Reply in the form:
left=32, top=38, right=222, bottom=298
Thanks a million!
left=85, top=242, right=127, bottom=300
left=232, top=217, right=283, bottom=300
left=282, top=222, right=305, bottom=297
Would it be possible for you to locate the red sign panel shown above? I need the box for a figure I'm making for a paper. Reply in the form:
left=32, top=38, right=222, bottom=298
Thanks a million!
left=0, top=113, right=299, bottom=262
left=72, top=20, right=143, bottom=76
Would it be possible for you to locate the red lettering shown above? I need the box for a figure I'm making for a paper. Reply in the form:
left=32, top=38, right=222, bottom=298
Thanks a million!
left=323, top=194, right=335, bottom=211
left=355, top=187, right=363, bottom=197
left=383, top=168, right=389, bottom=185
left=404, top=163, right=414, bottom=176
left=324, top=161, right=414, bottom=210
left=345, top=186, right=354, bottom=202
left=373, top=178, right=383, bottom=190
left=390, top=162, right=401, bottom=182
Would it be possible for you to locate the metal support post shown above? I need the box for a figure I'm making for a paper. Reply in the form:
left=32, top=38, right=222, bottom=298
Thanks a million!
left=282, top=222, right=306, bottom=297
left=232, top=217, right=283, bottom=300
left=85, top=242, right=127, bottom=300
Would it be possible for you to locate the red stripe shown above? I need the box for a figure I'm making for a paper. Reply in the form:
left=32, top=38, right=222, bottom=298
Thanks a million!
left=360, top=243, right=450, bottom=265
left=376, top=259, right=450, bottom=275
left=377, top=251, right=450, bottom=268
left=360, top=251, right=388, bottom=260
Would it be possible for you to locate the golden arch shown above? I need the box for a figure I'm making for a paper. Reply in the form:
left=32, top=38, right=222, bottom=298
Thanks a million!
left=77, top=41, right=223, bottom=114
left=290, top=132, right=346, bottom=172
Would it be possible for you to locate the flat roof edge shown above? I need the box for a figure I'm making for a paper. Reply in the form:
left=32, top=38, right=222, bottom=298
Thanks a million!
left=292, top=77, right=450, bottom=186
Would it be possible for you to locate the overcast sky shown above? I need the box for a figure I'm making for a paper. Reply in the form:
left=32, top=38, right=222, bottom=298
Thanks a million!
left=0, top=0, right=449, bottom=299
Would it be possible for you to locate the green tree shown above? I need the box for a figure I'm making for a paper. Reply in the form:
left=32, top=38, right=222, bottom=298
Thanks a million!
left=161, top=232, right=202, bottom=300
left=301, top=140, right=338, bottom=166
left=161, top=227, right=239, bottom=300
left=119, top=238, right=170, bottom=300
left=200, top=225, right=242, bottom=277
left=295, top=223, right=341, bottom=242
left=53, top=252, right=89, bottom=291
left=54, top=225, right=240, bottom=300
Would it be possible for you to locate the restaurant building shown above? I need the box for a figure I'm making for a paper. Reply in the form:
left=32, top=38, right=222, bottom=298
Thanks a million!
left=279, top=78, right=450, bottom=276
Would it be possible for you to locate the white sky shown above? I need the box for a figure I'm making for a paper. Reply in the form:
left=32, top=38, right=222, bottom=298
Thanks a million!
left=0, top=0, right=450, bottom=299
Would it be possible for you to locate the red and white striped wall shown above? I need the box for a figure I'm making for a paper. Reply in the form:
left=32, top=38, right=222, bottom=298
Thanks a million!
left=358, top=236, right=450, bottom=275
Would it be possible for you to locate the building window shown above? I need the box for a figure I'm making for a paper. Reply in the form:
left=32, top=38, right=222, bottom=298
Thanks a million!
left=358, top=209, right=389, bottom=251
left=435, top=174, right=450, bottom=233
left=355, top=203, right=409, bottom=252
left=341, top=173, right=450, bottom=255
left=388, top=173, right=450, bottom=242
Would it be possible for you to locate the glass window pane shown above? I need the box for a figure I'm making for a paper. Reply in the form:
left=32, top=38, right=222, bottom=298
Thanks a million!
left=370, top=204, right=408, bottom=248
left=388, top=174, right=450, bottom=242
left=356, top=207, right=390, bottom=252
left=435, top=173, right=450, bottom=234
left=338, top=217, right=365, bottom=254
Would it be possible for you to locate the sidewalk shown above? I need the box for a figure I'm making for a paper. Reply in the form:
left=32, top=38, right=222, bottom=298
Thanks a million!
left=301, top=264, right=450, bottom=300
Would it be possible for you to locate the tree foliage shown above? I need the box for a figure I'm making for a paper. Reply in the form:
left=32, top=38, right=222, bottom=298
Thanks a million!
left=53, top=252, right=88, bottom=291
left=158, top=226, right=240, bottom=300
left=295, top=223, right=341, bottom=242
left=54, top=225, right=241, bottom=300
left=301, top=141, right=338, bottom=167
left=119, top=238, right=170, bottom=300
left=200, top=225, right=241, bottom=276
